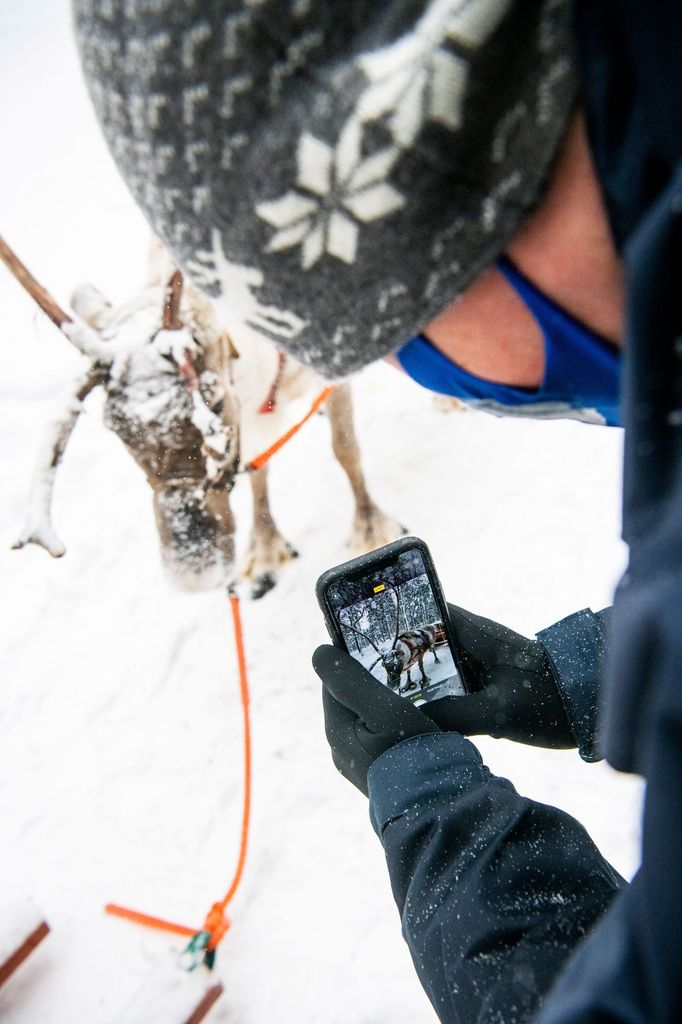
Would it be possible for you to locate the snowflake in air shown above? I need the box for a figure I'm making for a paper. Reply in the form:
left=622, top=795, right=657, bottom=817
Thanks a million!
left=255, top=123, right=405, bottom=269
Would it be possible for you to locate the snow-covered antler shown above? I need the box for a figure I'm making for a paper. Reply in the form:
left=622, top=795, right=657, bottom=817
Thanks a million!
left=0, top=233, right=115, bottom=557
left=12, top=365, right=107, bottom=557
left=0, top=234, right=113, bottom=363
left=155, top=269, right=235, bottom=483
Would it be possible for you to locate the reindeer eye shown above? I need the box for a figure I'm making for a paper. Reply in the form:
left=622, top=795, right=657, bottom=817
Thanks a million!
left=212, top=399, right=224, bottom=414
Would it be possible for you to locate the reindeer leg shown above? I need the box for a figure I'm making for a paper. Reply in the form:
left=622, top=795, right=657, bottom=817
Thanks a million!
left=401, top=666, right=417, bottom=693
left=241, top=465, right=298, bottom=598
left=13, top=366, right=105, bottom=557
left=324, top=383, right=406, bottom=552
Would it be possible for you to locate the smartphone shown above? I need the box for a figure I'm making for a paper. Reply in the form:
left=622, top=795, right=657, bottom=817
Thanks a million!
left=316, top=536, right=467, bottom=705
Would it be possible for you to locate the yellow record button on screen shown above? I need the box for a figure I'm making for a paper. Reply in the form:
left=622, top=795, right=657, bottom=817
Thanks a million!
left=373, top=583, right=385, bottom=593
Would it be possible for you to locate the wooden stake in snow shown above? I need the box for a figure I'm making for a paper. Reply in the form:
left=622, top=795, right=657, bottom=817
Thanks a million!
left=0, top=898, right=50, bottom=988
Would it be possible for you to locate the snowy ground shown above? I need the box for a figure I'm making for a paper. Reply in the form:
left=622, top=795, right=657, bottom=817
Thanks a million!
left=0, top=4, right=644, bottom=1023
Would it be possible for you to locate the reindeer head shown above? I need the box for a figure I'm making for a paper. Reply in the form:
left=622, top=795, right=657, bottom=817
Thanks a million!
left=380, top=648, right=404, bottom=688
left=340, top=583, right=405, bottom=689
left=9, top=242, right=241, bottom=592
left=72, top=270, right=241, bottom=591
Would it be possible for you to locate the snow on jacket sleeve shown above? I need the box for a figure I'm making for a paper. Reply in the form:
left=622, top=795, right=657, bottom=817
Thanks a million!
left=367, top=732, right=626, bottom=1024
left=537, top=608, right=610, bottom=763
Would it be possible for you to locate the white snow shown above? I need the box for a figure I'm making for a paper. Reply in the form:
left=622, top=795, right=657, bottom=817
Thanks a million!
left=0, top=4, right=643, bottom=1024
left=154, top=327, right=198, bottom=369
left=112, top=959, right=222, bottom=1024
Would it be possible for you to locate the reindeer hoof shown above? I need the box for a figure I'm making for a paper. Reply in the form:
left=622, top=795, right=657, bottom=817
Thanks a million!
left=349, top=511, right=408, bottom=554
left=252, top=572, right=277, bottom=599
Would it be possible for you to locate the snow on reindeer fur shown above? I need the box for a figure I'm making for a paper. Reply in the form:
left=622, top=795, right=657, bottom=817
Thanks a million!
left=14, top=280, right=239, bottom=591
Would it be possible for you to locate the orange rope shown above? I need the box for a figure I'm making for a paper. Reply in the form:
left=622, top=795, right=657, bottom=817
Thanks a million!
left=217, top=594, right=251, bottom=916
left=246, top=385, right=334, bottom=472
left=105, top=593, right=252, bottom=956
left=104, top=905, right=197, bottom=938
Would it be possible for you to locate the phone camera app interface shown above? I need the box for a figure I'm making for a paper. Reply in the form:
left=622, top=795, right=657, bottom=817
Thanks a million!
left=327, top=548, right=464, bottom=705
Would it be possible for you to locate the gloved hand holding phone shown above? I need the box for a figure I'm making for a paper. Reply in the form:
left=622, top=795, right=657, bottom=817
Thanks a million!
left=315, top=539, right=603, bottom=794
left=314, top=601, right=578, bottom=798
left=313, top=644, right=441, bottom=797
left=421, top=604, right=575, bottom=749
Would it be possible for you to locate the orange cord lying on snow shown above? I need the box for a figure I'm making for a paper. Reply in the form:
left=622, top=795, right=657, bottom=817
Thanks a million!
left=103, top=906, right=196, bottom=939
left=106, top=593, right=252, bottom=957
left=246, top=386, right=334, bottom=472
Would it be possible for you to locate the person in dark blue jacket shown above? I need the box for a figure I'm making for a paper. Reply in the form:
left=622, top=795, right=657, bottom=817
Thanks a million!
left=315, top=5, right=682, bottom=1023
left=73, top=1, right=682, bottom=1020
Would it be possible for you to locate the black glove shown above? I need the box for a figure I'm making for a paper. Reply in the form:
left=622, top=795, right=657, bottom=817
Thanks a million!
left=313, top=645, right=441, bottom=796
left=421, top=604, right=574, bottom=749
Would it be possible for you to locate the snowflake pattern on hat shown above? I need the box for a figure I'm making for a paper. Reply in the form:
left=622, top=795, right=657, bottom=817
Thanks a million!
left=256, top=126, right=404, bottom=268
left=257, top=0, right=509, bottom=270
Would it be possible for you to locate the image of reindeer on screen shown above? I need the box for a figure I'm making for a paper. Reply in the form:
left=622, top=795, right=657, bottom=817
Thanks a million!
left=332, top=549, right=464, bottom=705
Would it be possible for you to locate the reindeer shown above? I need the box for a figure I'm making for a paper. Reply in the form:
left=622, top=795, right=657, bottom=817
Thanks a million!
left=340, top=584, right=444, bottom=693
left=5, top=236, right=402, bottom=595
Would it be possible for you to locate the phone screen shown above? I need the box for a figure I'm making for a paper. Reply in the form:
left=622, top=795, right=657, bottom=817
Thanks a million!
left=325, top=546, right=464, bottom=705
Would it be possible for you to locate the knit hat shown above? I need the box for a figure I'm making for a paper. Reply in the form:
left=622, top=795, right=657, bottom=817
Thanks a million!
left=73, top=0, right=577, bottom=378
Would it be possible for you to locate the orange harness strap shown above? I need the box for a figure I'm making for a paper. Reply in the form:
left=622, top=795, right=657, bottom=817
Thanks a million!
left=246, top=386, right=334, bottom=472
left=106, top=593, right=252, bottom=966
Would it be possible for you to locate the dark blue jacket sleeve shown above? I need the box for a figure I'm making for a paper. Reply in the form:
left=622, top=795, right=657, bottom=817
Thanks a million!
left=536, top=589, right=682, bottom=1024
left=368, top=733, right=626, bottom=1024
left=537, top=608, right=610, bottom=762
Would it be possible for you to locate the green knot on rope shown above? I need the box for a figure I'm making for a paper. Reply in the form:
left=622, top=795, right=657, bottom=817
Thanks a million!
left=179, top=930, right=216, bottom=972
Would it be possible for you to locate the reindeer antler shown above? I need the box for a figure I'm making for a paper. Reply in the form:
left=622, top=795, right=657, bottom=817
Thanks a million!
left=2, top=233, right=115, bottom=558
left=155, top=267, right=237, bottom=484
left=162, top=268, right=183, bottom=331
left=338, top=613, right=384, bottom=658
left=387, top=582, right=403, bottom=648
left=0, top=234, right=111, bottom=362
left=12, top=364, right=107, bottom=557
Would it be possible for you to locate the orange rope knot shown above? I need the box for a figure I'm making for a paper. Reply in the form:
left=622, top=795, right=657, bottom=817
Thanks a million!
left=203, top=903, right=231, bottom=950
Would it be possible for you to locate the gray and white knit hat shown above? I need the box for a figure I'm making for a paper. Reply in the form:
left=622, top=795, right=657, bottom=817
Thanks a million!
left=73, top=0, right=577, bottom=378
